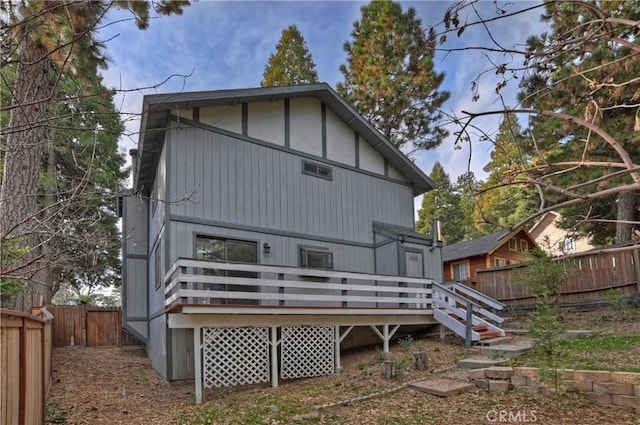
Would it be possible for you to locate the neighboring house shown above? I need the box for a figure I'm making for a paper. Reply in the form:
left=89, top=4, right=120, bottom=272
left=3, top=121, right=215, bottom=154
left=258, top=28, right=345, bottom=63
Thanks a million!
left=119, top=84, right=452, bottom=399
left=442, top=228, right=538, bottom=282
left=529, top=211, right=595, bottom=256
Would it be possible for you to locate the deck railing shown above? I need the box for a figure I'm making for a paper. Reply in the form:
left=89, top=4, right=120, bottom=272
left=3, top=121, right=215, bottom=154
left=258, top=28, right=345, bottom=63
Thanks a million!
left=164, top=258, right=436, bottom=312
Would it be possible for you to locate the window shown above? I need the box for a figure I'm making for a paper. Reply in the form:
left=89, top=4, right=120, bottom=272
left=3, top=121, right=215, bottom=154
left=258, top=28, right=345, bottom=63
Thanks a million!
left=508, top=238, right=517, bottom=251
left=495, top=258, right=506, bottom=267
left=300, top=247, right=333, bottom=269
left=154, top=239, right=162, bottom=290
left=452, top=261, right=469, bottom=281
left=151, top=189, right=157, bottom=216
left=302, top=160, right=332, bottom=180
left=196, top=236, right=257, bottom=264
left=195, top=236, right=258, bottom=304
left=561, top=237, right=575, bottom=252
left=520, top=240, right=529, bottom=252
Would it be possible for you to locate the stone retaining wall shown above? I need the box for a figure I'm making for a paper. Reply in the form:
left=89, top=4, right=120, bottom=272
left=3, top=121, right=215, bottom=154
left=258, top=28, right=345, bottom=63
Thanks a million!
left=469, top=366, right=640, bottom=412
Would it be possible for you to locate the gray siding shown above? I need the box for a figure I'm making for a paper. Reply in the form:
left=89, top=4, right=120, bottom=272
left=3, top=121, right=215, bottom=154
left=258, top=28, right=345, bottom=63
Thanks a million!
left=168, top=125, right=414, bottom=246
left=148, top=226, right=165, bottom=319
left=123, top=258, right=148, bottom=341
left=123, top=193, right=148, bottom=256
left=148, top=315, right=168, bottom=378
left=171, top=329, right=194, bottom=380
left=121, top=194, right=149, bottom=341
left=169, top=222, right=374, bottom=272
left=149, top=141, right=168, bottom=320
left=423, top=245, right=444, bottom=283
left=374, top=241, right=399, bottom=276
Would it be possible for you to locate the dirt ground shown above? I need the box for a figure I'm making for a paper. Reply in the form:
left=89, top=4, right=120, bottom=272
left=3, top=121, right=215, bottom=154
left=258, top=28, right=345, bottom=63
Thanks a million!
left=46, top=310, right=640, bottom=425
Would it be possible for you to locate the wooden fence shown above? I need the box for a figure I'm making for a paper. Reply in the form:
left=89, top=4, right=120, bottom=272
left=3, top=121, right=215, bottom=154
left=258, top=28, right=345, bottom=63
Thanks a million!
left=472, top=244, right=640, bottom=308
left=1, top=307, right=53, bottom=425
left=47, top=305, right=122, bottom=347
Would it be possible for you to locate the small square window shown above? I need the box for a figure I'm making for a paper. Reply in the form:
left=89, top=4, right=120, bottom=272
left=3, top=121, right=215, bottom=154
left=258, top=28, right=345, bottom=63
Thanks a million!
left=520, top=240, right=529, bottom=252
left=508, top=238, right=517, bottom=251
left=563, top=237, right=575, bottom=252
left=300, top=247, right=333, bottom=269
left=302, top=160, right=332, bottom=180
left=495, top=258, right=506, bottom=267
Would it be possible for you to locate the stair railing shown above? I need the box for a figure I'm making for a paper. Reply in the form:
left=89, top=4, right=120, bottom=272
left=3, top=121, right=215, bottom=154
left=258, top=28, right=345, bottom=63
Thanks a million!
left=451, top=281, right=506, bottom=326
left=452, top=281, right=506, bottom=311
left=433, top=282, right=480, bottom=348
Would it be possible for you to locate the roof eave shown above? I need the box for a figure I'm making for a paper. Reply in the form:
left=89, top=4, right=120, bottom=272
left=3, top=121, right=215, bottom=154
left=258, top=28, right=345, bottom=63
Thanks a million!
left=135, top=84, right=434, bottom=195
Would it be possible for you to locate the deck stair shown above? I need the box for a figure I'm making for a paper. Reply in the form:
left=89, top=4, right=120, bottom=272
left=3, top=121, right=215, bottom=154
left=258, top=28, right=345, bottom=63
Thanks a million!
left=432, top=281, right=507, bottom=348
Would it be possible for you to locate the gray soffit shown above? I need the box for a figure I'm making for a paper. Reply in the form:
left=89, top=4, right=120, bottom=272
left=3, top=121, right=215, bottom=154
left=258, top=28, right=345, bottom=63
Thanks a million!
left=135, top=83, right=434, bottom=195
left=373, top=222, right=434, bottom=245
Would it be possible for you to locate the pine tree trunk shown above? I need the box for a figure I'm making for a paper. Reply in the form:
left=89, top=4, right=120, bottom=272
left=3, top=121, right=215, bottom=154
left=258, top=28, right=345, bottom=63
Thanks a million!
left=42, top=137, right=59, bottom=303
left=0, top=30, right=51, bottom=311
left=615, top=191, right=637, bottom=245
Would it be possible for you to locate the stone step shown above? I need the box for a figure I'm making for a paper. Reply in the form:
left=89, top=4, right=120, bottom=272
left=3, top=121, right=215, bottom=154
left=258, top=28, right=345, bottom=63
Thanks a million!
left=561, top=330, right=594, bottom=337
left=457, top=357, right=508, bottom=369
left=503, top=328, right=528, bottom=335
left=473, top=336, right=513, bottom=346
left=479, top=341, right=533, bottom=359
left=408, top=378, right=476, bottom=397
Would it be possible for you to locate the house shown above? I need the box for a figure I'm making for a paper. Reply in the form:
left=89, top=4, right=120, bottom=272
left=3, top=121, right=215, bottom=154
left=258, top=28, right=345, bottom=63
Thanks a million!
left=120, top=84, right=471, bottom=401
left=529, top=211, right=595, bottom=256
left=442, top=228, right=538, bottom=282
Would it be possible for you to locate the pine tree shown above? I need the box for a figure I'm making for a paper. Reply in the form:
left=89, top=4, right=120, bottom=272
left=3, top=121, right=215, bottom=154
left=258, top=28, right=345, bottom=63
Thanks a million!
left=337, top=1, right=450, bottom=154
left=262, top=24, right=319, bottom=87
left=43, top=73, right=127, bottom=300
left=416, top=163, right=466, bottom=244
left=455, top=171, right=483, bottom=241
left=474, top=113, right=538, bottom=234
left=0, top=0, right=187, bottom=310
left=519, top=1, right=640, bottom=244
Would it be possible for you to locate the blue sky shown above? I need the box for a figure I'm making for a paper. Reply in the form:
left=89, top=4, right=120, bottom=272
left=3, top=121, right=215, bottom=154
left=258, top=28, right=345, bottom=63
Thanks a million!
left=99, top=0, right=546, bottom=211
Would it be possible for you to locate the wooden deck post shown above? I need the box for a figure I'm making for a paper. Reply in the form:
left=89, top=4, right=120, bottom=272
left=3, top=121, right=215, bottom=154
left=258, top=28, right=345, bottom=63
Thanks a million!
left=193, top=327, right=202, bottom=404
left=370, top=324, right=400, bottom=358
left=334, top=326, right=342, bottom=373
left=383, top=324, right=390, bottom=355
left=270, top=326, right=278, bottom=388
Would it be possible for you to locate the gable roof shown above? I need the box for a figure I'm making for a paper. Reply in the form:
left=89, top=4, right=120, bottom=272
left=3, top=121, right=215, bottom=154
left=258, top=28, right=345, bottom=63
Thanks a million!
left=134, top=83, right=433, bottom=196
left=441, top=228, right=538, bottom=263
left=441, top=231, right=508, bottom=262
left=529, top=211, right=561, bottom=238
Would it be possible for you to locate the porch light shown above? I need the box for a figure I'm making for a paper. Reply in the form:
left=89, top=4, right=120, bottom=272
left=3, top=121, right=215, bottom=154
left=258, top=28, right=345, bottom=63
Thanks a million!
left=263, top=243, right=271, bottom=254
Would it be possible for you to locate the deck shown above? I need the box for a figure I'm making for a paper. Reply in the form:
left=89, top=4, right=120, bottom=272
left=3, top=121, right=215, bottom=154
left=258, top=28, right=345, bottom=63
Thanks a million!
left=160, top=259, right=503, bottom=403
left=164, top=258, right=439, bottom=324
left=162, top=258, right=444, bottom=402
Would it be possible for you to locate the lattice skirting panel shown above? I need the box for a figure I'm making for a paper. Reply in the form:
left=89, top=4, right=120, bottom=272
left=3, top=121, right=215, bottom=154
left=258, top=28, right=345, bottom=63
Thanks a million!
left=280, top=326, right=334, bottom=379
left=202, top=327, right=270, bottom=388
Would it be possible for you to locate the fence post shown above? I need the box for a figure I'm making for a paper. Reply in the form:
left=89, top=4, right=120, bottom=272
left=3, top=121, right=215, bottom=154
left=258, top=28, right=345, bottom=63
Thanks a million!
left=19, top=316, right=27, bottom=425
left=633, top=245, right=640, bottom=294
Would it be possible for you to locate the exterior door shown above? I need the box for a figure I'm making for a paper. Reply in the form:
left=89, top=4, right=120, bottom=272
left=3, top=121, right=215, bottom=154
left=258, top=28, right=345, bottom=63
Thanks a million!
left=404, top=250, right=424, bottom=278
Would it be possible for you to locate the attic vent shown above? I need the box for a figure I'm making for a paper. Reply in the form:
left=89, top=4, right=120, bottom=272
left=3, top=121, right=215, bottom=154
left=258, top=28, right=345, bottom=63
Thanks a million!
left=302, top=160, right=332, bottom=180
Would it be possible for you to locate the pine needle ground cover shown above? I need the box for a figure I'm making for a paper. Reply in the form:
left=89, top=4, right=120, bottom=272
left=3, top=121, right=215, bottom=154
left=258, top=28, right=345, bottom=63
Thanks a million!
left=46, top=310, right=640, bottom=425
